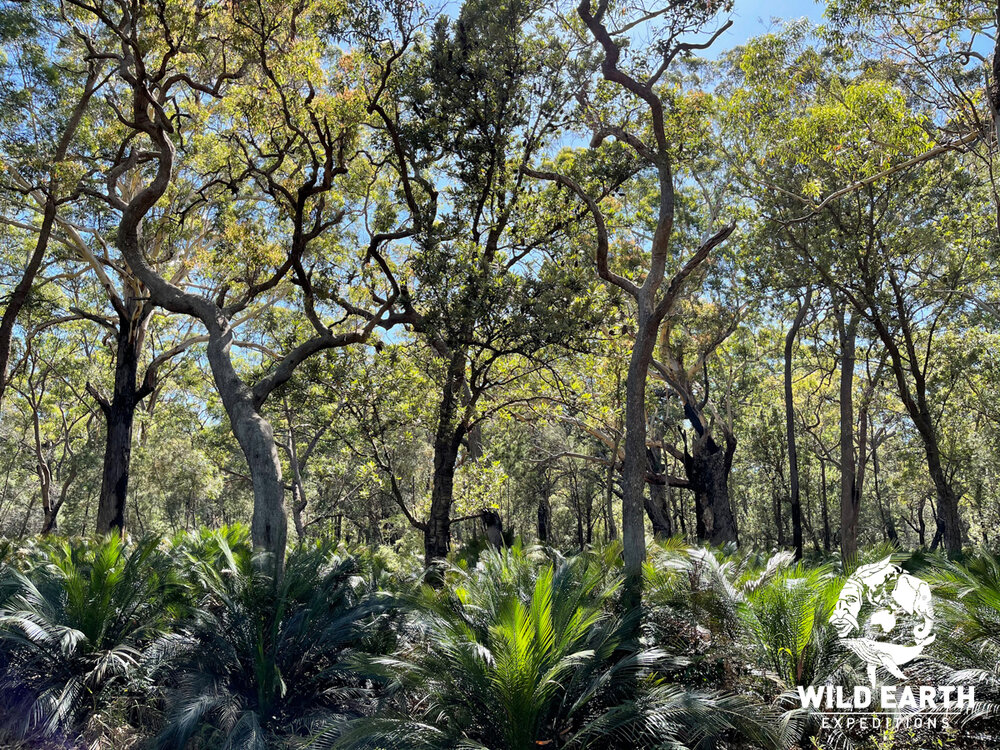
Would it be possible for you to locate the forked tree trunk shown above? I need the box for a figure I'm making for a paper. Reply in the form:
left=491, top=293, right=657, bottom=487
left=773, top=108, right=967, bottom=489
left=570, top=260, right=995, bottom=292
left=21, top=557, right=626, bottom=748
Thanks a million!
left=924, top=435, right=963, bottom=553
left=684, top=420, right=739, bottom=546
left=36, top=455, right=54, bottom=534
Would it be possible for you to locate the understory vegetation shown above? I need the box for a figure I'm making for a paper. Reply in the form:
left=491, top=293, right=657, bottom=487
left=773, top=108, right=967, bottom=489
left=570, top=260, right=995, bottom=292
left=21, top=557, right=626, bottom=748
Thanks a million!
left=0, top=528, right=997, bottom=749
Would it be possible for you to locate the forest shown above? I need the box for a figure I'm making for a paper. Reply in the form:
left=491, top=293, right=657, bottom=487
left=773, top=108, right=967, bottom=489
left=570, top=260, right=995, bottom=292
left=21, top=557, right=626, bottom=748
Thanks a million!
left=2, top=0, right=1000, bottom=748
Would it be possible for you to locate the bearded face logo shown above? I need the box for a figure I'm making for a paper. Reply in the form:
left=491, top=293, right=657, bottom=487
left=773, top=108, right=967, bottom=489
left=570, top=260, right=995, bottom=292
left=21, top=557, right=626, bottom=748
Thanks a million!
left=830, top=557, right=935, bottom=687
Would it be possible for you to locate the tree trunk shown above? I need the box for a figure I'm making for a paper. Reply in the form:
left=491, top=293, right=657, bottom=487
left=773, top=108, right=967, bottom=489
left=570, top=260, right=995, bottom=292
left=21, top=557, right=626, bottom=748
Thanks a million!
left=684, top=421, right=739, bottom=546
left=482, top=509, right=505, bottom=549
left=837, top=306, right=860, bottom=563
left=28, top=390, right=58, bottom=535
left=784, top=290, right=811, bottom=560
left=424, top=349, right=466, bottom=569
left=537, top=491, right=551, bottom=543
left=872, top=439, right=897, bottom=544
left=774, top=488, right=785, bottom=547
left=819, top=458, right=831, bottom=553
left=35, top=456, right=54, bottom=534
left=604, top=436, right=619, bottom=541
left=644, top=483, right=672, bottom=539
left=923, top=433, right=963, bottom=553
left=425, top=451, right=455, bottom=566
left=204, top=323, right=288, bottom=568
left=620, top=323, right=657, bottom=609
left=41, top=501, right=58, bottom=534
left=95, top=302, right=148, bottom=535
left=645, top=444, right=672, bottom=539
left=287, top=433, right=307, bottom=539
left=0, top=200, right=56, bottom=407
left=862, top=274, right=963, bottom=553
left=291, top=481, right=306, bottom=539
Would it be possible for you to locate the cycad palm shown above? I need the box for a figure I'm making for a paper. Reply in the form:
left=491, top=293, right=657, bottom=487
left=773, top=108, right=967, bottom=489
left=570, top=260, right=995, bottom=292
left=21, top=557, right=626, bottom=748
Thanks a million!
left=926, top=552, right=1000, bottom=736
left=154, top=533, right=381, bottom=749
left=328, top=546, right=778, bottom=750
left=0, top=533, right=181, bottom=741
left=739, top=564, right=843, bottom=689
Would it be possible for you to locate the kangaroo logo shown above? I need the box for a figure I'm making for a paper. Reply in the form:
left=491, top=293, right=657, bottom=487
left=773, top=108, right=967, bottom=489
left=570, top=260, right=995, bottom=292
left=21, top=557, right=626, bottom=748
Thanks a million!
left=830, top=557, right=935, bottom=687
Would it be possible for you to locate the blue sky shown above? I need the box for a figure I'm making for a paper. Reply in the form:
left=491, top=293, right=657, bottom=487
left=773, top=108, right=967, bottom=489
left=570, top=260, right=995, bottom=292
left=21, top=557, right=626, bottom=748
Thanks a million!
left=710, top=0, right=823, bottom=55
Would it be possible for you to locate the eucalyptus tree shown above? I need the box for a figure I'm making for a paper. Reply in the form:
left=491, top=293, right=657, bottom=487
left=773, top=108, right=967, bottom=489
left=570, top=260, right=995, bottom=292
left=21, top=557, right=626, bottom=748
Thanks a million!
left=6, top=326, right=96, bottom=534
left=0, top=3, right=192, bottom=536
left=825, top=0, right=998, bottom=214
left=57, top=0, right=407, bottom=566
left=526, top=0, right=739, bottom=601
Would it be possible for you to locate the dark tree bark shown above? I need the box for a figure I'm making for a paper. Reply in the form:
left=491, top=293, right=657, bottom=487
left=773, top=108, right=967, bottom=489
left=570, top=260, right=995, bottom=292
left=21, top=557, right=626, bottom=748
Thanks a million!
left=645, top=445, right=672, bottom=539
left=91, top=295, right=152, bottom=535
left=536, top=469, right=553, bottom=544
left=683, top=414, right=739, bottom=546
left=675, top=394, right=739, bottom=547
left=836, top=304, right=861, bottom=562
left=774, top=488, right=785, bottom=548
left=424, top=348, right=468, bottom=568
left=482, top=509, right=505, bottom=550
left=537, top=492, right=552, bottom=543
left=784, top=290, right=812, bottom=559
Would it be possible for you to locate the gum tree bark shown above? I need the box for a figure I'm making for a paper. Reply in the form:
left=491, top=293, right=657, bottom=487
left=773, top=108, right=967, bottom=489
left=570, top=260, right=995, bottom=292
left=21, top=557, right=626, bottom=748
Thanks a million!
left=645, top=445, right=673, bottom=539
left=90, top=293, right=152, bottom=534
left=424, top=348, right=468, bottom=566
